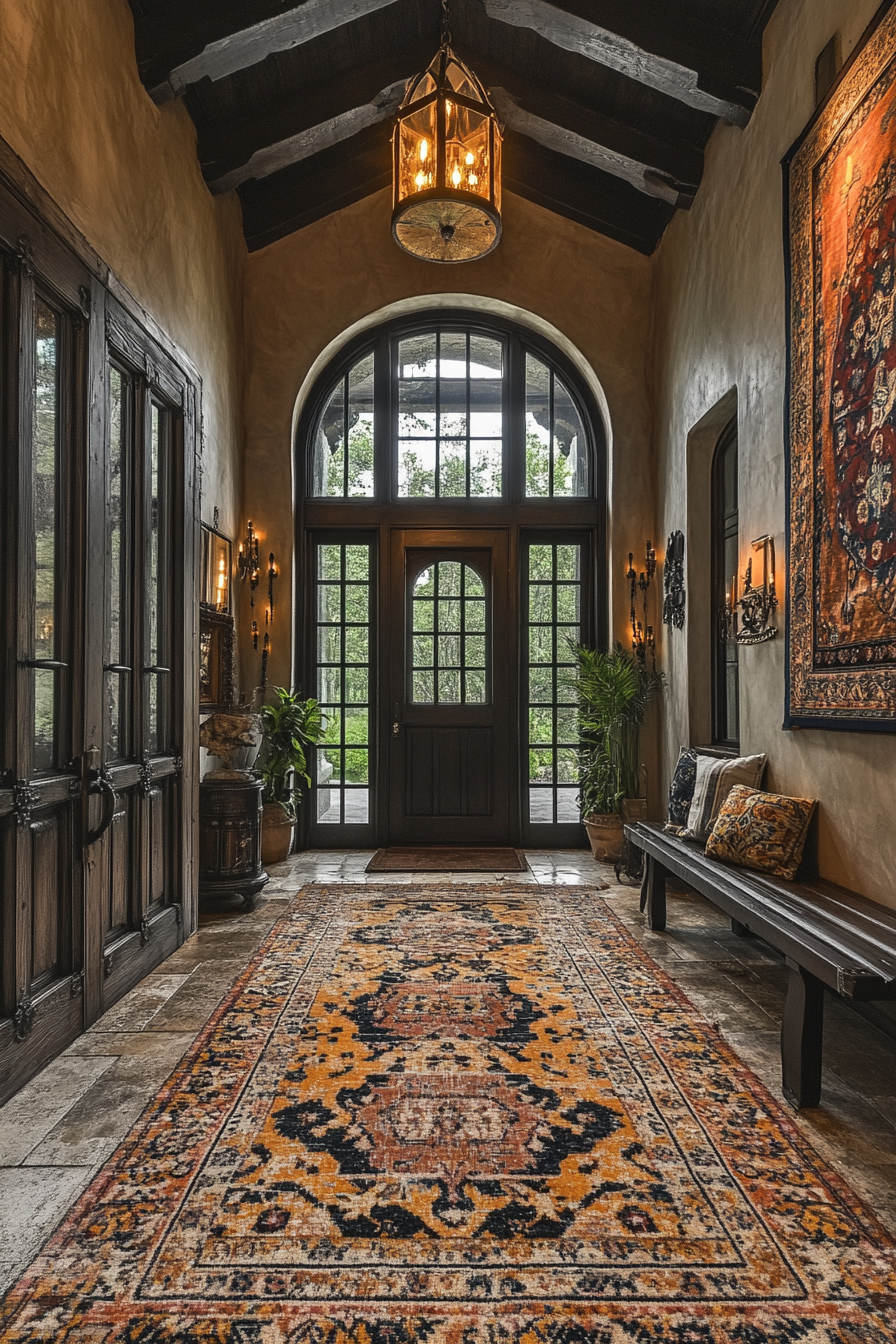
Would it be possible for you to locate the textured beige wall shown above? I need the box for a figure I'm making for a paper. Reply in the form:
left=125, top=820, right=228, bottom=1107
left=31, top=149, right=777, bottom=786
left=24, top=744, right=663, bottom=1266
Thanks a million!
left=653, top=0, right=896, bottom=903
left=242, top=188, right=656, bottom=730
left=0, top=0, right=246, bottom=542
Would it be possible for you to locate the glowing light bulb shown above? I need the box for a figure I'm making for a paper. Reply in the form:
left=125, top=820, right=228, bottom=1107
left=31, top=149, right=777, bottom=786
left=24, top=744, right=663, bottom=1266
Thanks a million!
left=419, top=139, right=429, bottom=162
left=465, top=152, right=475, bottom=165
left=415, top=171, right=426, bottom=188
left=451, top=165, right=462, bottom=187
left=469, top=174, right=478, bottom=185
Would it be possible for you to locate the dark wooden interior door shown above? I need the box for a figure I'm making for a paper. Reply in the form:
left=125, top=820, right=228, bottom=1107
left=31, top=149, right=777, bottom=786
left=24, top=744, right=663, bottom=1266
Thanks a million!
left=388, top=529, right=513, bottom=844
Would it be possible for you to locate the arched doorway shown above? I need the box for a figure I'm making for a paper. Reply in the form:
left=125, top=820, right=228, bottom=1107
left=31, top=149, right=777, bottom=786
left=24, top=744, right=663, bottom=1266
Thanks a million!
left=295, top=312, right=606, bottom=848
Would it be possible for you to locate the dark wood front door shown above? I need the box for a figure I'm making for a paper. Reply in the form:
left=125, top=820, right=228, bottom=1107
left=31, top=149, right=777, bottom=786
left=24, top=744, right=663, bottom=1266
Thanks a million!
left=388, top=529, right=512, bottom=844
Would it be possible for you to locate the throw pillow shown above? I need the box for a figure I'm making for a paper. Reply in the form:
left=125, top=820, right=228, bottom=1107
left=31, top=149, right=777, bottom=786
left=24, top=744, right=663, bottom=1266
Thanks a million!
left=683, top=752, right=767, bottom=842
left=705, top=785, right=817, bottom=881
left=666, top=746, right=698, bottom=830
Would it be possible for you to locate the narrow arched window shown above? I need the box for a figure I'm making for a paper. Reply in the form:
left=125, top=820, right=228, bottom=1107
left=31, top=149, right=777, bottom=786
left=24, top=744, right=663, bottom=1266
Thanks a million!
left=712, top=418, right=740, bottom=747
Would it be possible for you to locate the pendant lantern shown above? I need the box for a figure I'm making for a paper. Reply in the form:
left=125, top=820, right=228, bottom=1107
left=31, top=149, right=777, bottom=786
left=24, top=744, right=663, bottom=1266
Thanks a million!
left=391, top=35, right=502, bottom=264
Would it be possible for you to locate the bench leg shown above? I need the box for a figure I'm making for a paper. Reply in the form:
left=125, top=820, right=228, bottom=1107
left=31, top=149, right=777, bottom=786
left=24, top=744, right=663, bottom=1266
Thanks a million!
left=639, top=862, right=649, bottom=913
left=644, top=855, right=667, bottom=931
left=781, top=959, right=824, bottom=1109
left=731, top=918, right=753, bottom=937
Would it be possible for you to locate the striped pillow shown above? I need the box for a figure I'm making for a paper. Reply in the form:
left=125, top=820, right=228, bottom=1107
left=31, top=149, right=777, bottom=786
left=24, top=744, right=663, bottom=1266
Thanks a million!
left=683, top=752, right=767, bottom=842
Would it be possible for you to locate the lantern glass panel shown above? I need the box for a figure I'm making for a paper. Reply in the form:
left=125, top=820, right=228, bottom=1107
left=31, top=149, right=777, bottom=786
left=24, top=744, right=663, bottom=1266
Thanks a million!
left=398, top=102, right=437, bottom=203
left=445, top=104, right=489, bottom=198
left=446, top=59, right=478, bottom=99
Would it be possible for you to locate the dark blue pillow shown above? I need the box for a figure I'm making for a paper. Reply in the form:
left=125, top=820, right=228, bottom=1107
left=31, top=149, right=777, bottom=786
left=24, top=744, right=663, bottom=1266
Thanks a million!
left=667, top=746, right=698, bottom=828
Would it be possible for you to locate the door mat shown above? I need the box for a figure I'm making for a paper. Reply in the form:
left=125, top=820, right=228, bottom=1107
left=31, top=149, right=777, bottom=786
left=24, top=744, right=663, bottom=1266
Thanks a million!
left=3, top=882, right=895, bottom=1342
left=365, top=846, right=528, bottom=871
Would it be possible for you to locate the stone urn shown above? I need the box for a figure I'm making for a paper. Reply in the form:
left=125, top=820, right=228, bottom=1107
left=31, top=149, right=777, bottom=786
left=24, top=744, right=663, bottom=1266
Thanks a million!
left=200, top=711, right=262, bottom=779
left=583, top=812, right=625, bottom=862
left=261, top=801, right=294, bottom=864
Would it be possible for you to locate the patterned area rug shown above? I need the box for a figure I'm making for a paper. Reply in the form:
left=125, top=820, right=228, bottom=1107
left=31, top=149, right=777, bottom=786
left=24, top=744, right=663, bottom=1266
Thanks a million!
left=2, top=884, right=895, bottom=1342
left=365, top=846, right=528, bottom=871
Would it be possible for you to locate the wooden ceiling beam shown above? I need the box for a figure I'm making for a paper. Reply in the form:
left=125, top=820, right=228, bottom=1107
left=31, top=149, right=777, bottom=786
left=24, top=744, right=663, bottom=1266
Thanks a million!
left=146, top=0, right=401, bottom=103
left=481, top=0, right=757, bottom=126
left=196, top=44, right=435, bottom=184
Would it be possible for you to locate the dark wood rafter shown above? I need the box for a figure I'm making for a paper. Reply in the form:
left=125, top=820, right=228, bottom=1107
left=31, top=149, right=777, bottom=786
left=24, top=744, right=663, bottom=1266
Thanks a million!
left=126, top=0, right=782, bottom=255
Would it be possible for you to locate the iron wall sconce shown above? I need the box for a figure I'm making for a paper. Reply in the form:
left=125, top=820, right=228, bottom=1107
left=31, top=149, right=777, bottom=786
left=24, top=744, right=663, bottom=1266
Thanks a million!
left=238, top=520, right=277, bottom=690
left=627, top=541, right=656, bottom=663
left=720, top=534, right=778, bottom=645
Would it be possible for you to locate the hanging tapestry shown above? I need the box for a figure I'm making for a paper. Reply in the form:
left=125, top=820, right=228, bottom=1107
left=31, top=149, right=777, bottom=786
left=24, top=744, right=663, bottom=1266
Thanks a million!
left=786, top=1, right=896, bottom=730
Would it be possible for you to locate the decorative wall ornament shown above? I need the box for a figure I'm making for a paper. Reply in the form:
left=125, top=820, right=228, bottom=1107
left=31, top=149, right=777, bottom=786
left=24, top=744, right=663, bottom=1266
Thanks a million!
left=662, top=530, right=686, bottom=630
left=785, top=4, right=896, bottom=729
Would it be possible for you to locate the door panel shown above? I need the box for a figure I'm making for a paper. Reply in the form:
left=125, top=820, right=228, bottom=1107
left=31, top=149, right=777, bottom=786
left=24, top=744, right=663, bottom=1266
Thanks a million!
left=389, top=530, right=512, bottom=844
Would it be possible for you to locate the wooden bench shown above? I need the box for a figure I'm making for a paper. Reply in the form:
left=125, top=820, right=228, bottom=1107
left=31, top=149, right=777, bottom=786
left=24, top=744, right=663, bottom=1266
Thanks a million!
left=625, top=821, right=896, bottom=1110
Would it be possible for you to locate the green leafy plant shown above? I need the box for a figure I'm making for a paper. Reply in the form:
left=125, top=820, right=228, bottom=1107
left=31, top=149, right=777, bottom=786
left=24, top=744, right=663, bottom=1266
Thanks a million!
left=567, top=644, right=665, bottom=816
left=258, top=687, right=325, bottom=820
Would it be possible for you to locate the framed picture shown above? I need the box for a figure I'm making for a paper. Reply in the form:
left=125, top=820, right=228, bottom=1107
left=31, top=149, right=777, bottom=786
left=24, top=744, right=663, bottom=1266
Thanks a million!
left=199, top=609, right=234, bottom=714
left=201, top=524, right=232, bottom=613
left=785, top=3, right=896, bottom=731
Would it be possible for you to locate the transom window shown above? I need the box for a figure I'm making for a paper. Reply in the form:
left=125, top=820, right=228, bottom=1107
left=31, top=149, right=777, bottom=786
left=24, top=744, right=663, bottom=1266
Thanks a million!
left=309, top=321, right=593, bottom=501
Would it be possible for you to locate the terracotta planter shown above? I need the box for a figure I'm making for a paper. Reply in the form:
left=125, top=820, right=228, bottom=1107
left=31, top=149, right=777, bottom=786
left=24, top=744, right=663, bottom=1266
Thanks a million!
left=261, top=802, right=294, bottom=864
left=621, top=797, right=648, bottom=826
left=583, top=812, right=625, bottom=862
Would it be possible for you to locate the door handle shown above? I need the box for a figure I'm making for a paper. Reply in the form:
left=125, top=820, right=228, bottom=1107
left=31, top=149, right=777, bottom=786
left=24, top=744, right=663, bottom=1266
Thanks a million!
left=392, top=721, right=401, bottom=736
left=104, top=664, right=132, bottom=674
left=19, top=659, right=68, bottom=670
left=142, top=665, right=170, bottom=675
left=81, top=748, right=117, bottom=846
left=87, top=772, right=117, bottom=845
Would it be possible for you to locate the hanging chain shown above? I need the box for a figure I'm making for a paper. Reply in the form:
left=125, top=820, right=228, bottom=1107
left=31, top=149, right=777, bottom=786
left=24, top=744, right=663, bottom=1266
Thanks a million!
left=441, top=0, right=451, bottom=47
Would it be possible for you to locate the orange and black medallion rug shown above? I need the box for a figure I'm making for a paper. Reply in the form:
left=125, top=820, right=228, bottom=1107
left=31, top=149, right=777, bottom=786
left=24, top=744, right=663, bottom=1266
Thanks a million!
left=2, top=883, right=896, bottom=1342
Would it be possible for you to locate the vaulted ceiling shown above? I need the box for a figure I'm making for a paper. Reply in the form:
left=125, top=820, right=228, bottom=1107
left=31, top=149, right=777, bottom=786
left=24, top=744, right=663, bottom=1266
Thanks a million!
left=126, top=0, right=781, bottom=255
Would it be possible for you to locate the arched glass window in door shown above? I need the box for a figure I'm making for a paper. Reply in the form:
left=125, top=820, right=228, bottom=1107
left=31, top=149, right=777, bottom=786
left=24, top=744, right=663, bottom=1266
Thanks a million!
left=410, top=561, right=488, bottom=704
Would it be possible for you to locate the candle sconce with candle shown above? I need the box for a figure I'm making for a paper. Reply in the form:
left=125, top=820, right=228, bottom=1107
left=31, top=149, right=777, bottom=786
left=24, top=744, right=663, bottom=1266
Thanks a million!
left=626, top=540, right=657, bottom=664
left=237, top=520, right=278, bottom=689
left=720, top=535, right=778, bottom=645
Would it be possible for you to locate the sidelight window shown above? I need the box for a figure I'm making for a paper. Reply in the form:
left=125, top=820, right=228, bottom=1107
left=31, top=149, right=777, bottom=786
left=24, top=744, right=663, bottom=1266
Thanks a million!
left=32, top=298, right=63, bottom=772
left=315, top=541, right=373, bottom=824
left=525, top=541, right=583, bottom=824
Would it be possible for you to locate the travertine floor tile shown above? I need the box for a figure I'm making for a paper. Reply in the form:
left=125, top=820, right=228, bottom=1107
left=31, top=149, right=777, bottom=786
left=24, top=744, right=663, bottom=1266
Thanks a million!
left=0, top=1054, right=117, bottom=1165
left=64, top=1030, right=196, bottom=1063
left=88, top=972, right=193, bottom=1033
left=0, top=1166, right=93, bottom=1264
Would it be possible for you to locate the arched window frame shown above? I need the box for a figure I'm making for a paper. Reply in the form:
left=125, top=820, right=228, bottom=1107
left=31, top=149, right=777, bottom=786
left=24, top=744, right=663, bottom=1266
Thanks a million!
left=297, top=312, right=606, bottom=507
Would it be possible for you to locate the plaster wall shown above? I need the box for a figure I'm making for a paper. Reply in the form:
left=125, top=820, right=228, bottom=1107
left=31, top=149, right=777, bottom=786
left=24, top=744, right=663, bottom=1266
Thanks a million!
left=653, top=0, right=895, bottom=904
left=242, top=188, right=656, bottom=776
left=0, top=0, right=246, bottom=541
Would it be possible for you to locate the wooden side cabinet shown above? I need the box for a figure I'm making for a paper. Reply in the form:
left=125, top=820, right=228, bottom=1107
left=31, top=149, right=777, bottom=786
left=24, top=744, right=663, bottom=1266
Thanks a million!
left=198, top=776, right=269, bottom=909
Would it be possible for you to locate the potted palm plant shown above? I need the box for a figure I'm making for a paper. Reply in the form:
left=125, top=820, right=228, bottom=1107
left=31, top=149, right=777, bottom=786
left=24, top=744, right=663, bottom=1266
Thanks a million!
left=569, top=643, right=665, bottom=862
left=258, top=687, right=324, bottom=863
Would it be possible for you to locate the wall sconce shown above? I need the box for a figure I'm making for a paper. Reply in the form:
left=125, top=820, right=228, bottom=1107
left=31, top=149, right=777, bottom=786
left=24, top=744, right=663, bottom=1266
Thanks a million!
left=237, top=520, right=260, bottom=587
left=721, top=535, right=778, bottom=645
left=627, top=541, right=656, bottom=664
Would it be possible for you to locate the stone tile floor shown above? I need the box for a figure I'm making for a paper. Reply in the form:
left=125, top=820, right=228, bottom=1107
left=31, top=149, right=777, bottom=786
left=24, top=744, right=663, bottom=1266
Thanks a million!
left=1, top=847, right=895, bottom=1296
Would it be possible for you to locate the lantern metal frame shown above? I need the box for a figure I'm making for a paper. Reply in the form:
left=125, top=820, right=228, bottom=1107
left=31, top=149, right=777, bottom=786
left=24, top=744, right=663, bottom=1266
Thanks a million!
left=391, top=44, right=503, bottom=263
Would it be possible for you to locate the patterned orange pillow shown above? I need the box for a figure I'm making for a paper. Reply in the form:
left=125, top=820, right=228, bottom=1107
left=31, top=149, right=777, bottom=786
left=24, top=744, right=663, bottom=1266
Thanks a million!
left=705, top=786, right=817, bottom=880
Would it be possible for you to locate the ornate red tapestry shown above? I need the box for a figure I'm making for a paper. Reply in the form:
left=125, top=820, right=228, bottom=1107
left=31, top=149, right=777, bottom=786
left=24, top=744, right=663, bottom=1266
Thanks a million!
left=787, top=2, right=896, bottom=728
left=2, top=883, right=895, bottom=1342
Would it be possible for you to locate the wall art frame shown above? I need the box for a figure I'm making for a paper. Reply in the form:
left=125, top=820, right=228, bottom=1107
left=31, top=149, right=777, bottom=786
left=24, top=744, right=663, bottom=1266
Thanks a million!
left=199, top=609, right=234, bottom=715
left=784, top=0, right=896, bottom=731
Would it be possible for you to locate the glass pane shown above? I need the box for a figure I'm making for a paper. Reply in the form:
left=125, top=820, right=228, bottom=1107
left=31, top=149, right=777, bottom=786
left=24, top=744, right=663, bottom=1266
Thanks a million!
left=439, top=598, right=461, bottom=632
left=469, top=381, right=502, bottom=438
left=526, top=543, right=584, bottom=826
left=525, top=354, right=551, bottom=498
left=469, top=336, right=502, bottom=377
left=147, top=403, right=168, bottom=753
left=314, top=542, right=373, bottom=828
left=413, top=635, right=434, bottom=666
left=347, top=356, right=375, bottom=497
left=313, top=379, right=346, bottom=497
left=465, top=670, right=486, bottom=703
left=470, top=440, right=502, bottom=497
left=440, top=669, right=461, bottom=702
left=440, top=331, right=466, bottom=377
left=398, top=439, right=435, bottom=497
left=440, top=562, right=462, bottom=596
left=466, top=635, right=486, bottom=666
left=413, top=599, right=434, bottom=632
left=439, top=439, right=466, bottom=497
left=465, top=567, right=485, bottom=597
left=466, top=600, right=485, bottom=632
left=553, top=378, right=587, bottom=497
left=414, top=670, right=435, bottom=702
left=33, top=299, right=59, bottom=771
left=399, top=379, right=436, bottom=436
left=105, top=367, right=129, bottom=761
left=399, top=332, right=437, bottom=378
